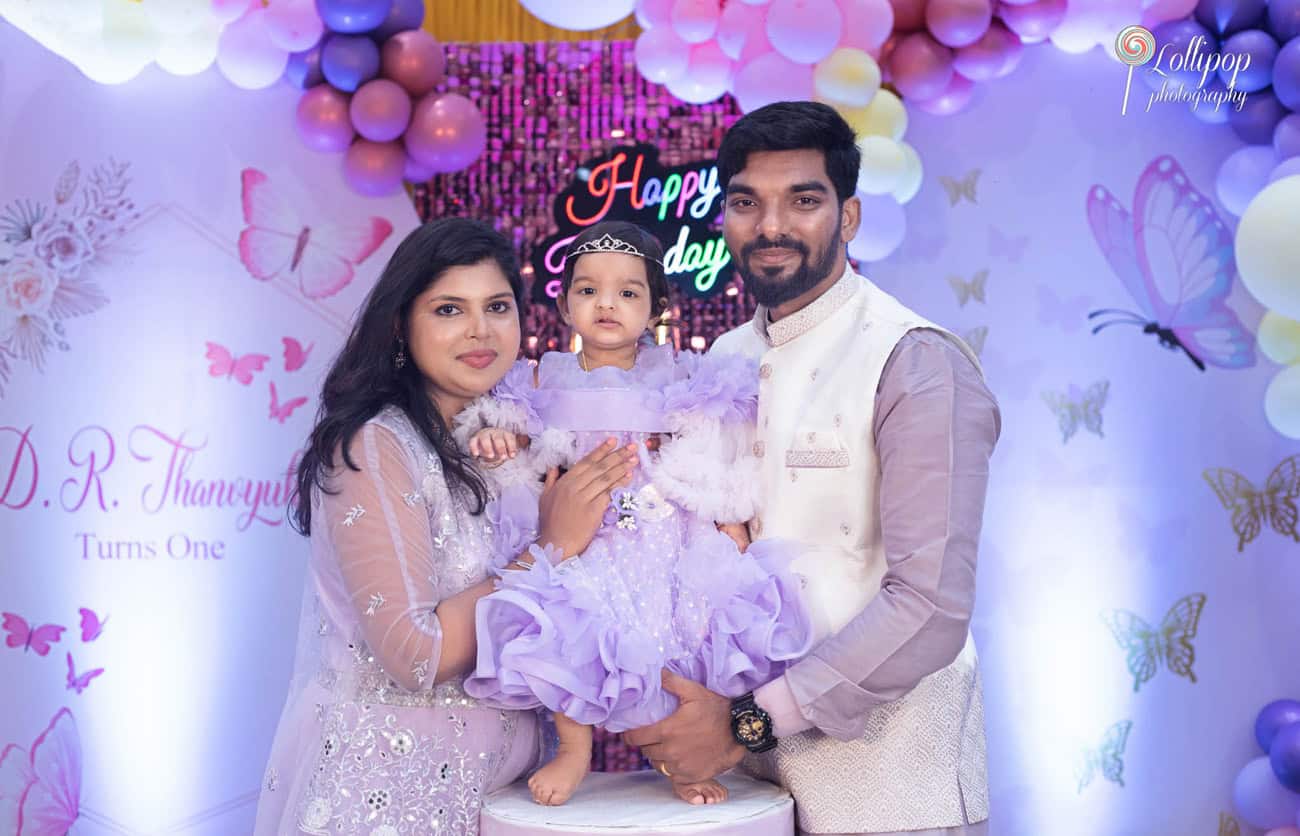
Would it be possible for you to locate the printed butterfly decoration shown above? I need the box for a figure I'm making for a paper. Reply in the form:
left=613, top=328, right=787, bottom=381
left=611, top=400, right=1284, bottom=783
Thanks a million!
left=1218, top=812, right=1241, bottom=836
left=1202, top=455, right=1300, bottom=552
left=1086, top=155, right=1255, bottom=372
left=282, top=336, right=314, bottom=373
left=239, top=168, right=393, bottom=300
left=269, top=381, right=308, bottom=424
left=948, top=269, right=988, bottom=307
left=1102, top=592, right=1206, bottom=693
left=960, top=326, right=988, bottom=359
left=1041, top=381, right=1109, bottom=443
left=8, top=708, right=80, bottom=834
left=1, top=614, right=65, bottom=656
left=78, top=608, right=105, bottom=643
left=988, top=225, right=1029, bottom=262
left=0, top=741, right=33, bottom=835
left=939, top=169, right=981, bottom=206
left=1037, top=285, right=1094, bottom=334
left=206, top=342, right=269, bottom=386
left=1075, top=719, right=1133, bottom=793
left=65, top=652, right=103, bottom=695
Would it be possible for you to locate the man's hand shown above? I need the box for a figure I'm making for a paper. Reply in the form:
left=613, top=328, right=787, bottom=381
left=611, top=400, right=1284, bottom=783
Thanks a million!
left=623, top=671, right=745, bottom=784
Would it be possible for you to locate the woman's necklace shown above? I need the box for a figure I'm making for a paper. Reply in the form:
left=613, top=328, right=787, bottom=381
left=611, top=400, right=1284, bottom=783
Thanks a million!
left=579, top=350, right=589, bottom=372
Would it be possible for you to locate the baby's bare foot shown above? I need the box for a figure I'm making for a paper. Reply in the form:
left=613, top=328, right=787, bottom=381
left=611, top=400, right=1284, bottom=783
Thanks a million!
left=672, top=778, right=728, bottom=805
left=527, top=745, right=590, bottom=806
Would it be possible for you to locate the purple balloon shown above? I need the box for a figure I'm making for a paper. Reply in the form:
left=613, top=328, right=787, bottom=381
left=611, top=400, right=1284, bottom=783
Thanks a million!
left=296, top=84, right=355, bottom=152
left=1194, top=0, right=1266, bottom=36
left=316, top=0, right=393, bottom=33
left=926, top=0, right=992, bottom=48
left=403, top=154, right=437, bottom=183
left=343, top=139, right=406, bottom=196
left=321, top=33, right=380, bottom=92
left=915, top=70, right=976, bottom=114
left=888, top=32, right=955, bottom=100
left=1234, top=756, right=1300, bottom=829
left=1274, top=37, right=1300, bottom=111
left=1271, top=0, right=1300, bottom=42
left=1273, top=723, right=1300, bottom=793
left=285, top=45, right=324, bottom=88
left=1219, top=30, right=1277, bottom=92
left=1276, top=114, right=1300, bottom=159
left=1271, top=156, right=1300, bottom=182
left=350, top=78, right=412, bottom=142
left=1259, top=701, right=1300, bottom=751
left=404, top=92, right=487, bottom=173
left=998, top=0, right=1067, bottom=43
left=954, top=21, right=1021, bottom=79
left=1153, top=19, right=1216, bottom=87
left=371, top=0, right=424, bottom=41
left=1231, top=88, right=1289, bottom=144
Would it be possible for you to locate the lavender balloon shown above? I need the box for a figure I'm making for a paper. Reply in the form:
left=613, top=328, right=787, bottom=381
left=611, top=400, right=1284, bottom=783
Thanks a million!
left=1219, top=30, right=1277, bottom=92
left=1277, top=115, right=1300, bottom=160
left=296, top=84, right=355, bottom=152
left=1191, top=77, right=1233, bottom=123
left=1153, top=18, right=1216, bottom=87
left=1231, top=88, right=1289, bottom=144
left=998, top=0, right=1067, bottom=43
left=285, top=46, right=325, bottom=88
left=343, top=139, right=406, bottom=196
left=1194, top=0, right=1266, bottom=36
left=405, top=92, right=487, bottom=173
left=350, top=78, right=412, bottom=142
left=954, top=21, right=1022, bottom=79
left=1259, top=701, right=1300, bottom=751
left=888, top=32, right=955, bottom=100
left=1270, top=0, right=1300, bottom=42
left=1234, top=756, right=1300, bottom=829
left=915, top=71, right=976, bottom=114
left=1274, top=38, right=1300, bottom=111
left=371, top=0, right=425, bottom=41
left=403, top=154, right=437, bottom=183
left=317, top=0, right=394, bottom=34
left=926, top=0, right=993, bottom=48
left=322, top=33, right=380, bottom=92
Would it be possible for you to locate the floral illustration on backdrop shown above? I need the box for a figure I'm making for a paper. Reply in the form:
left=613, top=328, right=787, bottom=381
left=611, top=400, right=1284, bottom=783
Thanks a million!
left=0, top=159, right=138, bottom=398
left=0, top=707, right=81, bottom=834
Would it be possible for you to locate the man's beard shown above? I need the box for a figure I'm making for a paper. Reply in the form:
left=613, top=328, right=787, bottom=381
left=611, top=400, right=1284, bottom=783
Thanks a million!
left=736, top=227, right=842, bottom=308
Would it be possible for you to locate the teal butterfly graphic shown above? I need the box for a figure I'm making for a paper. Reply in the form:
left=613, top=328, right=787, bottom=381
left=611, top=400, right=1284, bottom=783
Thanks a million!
left=960, top=326, right=988, bottom=359
left=1102, top=593, right=1206, bottom=692
left=1075, top=719, right=1133, bottom=793
left=1202, top=455, right=1300, bottom=552
left=948, top=269, right=988, bottom=307
left=1041, top=381, right=1109, bottom=443
left=939, top=169, right=981, bottom=206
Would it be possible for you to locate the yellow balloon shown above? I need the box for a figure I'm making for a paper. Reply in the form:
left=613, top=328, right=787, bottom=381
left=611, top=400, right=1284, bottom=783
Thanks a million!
left=891, top=141, right=923, bottom=204
left=1265, top=364, right=1300, bottom=439
left=813, top=48, right=882, bottom=108
left=845, top=89, right=907, bottom=141
left=856, top=136, right=906, bottom=195
left=1237, top=175, right=1300, bottom=321
left=1258, top=311, right=1300, bottom=365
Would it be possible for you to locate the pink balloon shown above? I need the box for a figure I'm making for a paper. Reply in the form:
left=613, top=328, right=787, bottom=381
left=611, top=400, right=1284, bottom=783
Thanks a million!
left=732, top=51, right=816, bottom=113
left=264, top=0, right=324, bottom=52
left=405, top=92, right=487, bottom=174
left=212, top=0, right=253, bottom=24
left=296, top=85, right=355, bottom=153
left=1141, top=0, right=1199, bottom=27
left=665, top=41, right=734, bottom=103
left=766, top=0, right=844, bottom=63
left=838, top=0, right=896, bottom=50
left=889, top=0, right=928, bottom=31
left=672, top=0, right=721, bottom=43
left=914, top=70, right=975, bottom=113
left=343, top=140, right=406, bottom=197
left=717, top=1, right=767, bottom=60
left=351, top=78, right=413, bottom=143
left=739, top=16, right=775, bottom=61
left=927, top=0, right=993, bottom=46
left=887, top=32, right=954, bottom=99
left=954, top=20, right=1021, bottom=79
left=636, top=0, right=674, bottom=28
left=998, top=0, right=1067, bottom=42
left=381, top=30, right=446, bottom=98
left=635, top=25, right=692, bottom=82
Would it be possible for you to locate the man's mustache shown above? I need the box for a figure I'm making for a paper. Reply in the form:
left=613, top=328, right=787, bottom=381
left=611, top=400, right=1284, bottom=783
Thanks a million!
left=742, top=237, right=809, bottom=260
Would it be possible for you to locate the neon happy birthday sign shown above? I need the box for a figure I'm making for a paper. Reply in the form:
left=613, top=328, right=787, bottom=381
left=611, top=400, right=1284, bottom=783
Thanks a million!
left=531, top=145, right=732, bottom=301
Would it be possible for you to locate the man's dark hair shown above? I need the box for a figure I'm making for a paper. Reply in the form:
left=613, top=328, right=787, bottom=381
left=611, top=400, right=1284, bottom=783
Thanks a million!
left=717, top=101, right=861, bottom=203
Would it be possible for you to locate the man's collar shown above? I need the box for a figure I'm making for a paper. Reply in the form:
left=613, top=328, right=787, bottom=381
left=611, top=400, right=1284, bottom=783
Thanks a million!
left=751, top=263, right=859, bottom=348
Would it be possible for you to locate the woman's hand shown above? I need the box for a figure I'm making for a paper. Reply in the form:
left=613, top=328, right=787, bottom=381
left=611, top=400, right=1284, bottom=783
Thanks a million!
left=536, top=438, right=637, bottom=560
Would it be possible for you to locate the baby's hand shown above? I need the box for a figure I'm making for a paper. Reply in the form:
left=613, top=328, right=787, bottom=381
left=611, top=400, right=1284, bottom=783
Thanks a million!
left=470, top=428, right=527, bottom=466
left=716, top=522, right=751, bottom=553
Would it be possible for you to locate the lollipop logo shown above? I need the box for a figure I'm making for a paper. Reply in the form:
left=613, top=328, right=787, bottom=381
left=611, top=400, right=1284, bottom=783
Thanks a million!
left=1115, top=26, right=1156, bottom=116
left=1115, top=24, right=1253, bottom=116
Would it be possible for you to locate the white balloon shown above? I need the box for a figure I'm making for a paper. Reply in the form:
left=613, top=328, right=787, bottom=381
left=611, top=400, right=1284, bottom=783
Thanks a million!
left=671, top=0, right=721, bottom=43
left=519, top=0, right=637, bottom=30
left=856, top=135, right=907, bottom=195
left=140, top=0, right=214, bottom=35
left=849, top=192, right=907, bottom=261
left=891, top=141, right=923, bottom=203
left=1236, top=175, right=1300, bottom=321
left=1257, top=311, right=1300, bottom=366
left=664, top=43, right=733, bottom=103
left=157, top=21, right=222, bottom=76
left=216, top=8, right=289, bottom=90
left=635, top=26, right=692, bottom=83
left=1265, top=364, right=1300, bottom=438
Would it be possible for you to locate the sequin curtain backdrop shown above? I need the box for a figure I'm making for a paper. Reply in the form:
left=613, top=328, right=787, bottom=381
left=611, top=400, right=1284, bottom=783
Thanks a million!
left=411, top=40, right=757, bottom=356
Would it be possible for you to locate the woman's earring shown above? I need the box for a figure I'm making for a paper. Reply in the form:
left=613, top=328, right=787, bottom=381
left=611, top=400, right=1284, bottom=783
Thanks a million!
left=394, top=338, right=407, bottom=369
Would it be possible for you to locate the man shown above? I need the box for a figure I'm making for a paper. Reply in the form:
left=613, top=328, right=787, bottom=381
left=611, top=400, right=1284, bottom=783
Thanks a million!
left=623, top=101, right=1000, bottom=835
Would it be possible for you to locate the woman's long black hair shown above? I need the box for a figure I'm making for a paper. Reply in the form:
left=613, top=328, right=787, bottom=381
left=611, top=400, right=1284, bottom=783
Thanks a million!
left=291, top=218, right=524, bottom=535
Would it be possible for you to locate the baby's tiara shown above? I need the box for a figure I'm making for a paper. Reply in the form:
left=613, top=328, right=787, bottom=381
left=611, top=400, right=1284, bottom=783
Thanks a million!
left=566, top=233, right=663, bottom=266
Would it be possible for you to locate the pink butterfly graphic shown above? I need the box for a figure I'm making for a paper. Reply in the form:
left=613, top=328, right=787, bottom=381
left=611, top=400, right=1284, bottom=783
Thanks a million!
left=269, top=381, right=308, bottom=424
left=1, top=742, right=34, bottom=835
left=1038, top=285, right=1094, bottom=334
left=2, top=614, right=65, bottom=656
left=282, top=336, right=314, bottom=372
left=989, top=226, right=1029, bottom=262
left=206, top=342, right=270, bottom=386
left=77, top=608, right=105, bottom=643
left=238, top=168, right=393, bottom=300
left=15, top=709, right=80, bottom=835
left=1086, top=155, right=1255, bottom=372
left=65, top=653, right=104, bottom=695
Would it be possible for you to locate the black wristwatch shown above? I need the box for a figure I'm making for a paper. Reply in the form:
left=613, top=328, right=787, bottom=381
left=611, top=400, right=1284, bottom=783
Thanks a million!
left=730, top=691, right=777, bottom=753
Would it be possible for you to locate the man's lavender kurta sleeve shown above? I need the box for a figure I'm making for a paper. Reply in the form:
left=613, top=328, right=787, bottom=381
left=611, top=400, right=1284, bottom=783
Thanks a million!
left=754, top=329, right=1001, bottom=741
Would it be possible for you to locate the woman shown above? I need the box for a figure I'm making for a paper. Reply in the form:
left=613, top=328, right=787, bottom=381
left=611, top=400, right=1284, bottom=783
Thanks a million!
left=254, top=218, right=637, bottom=835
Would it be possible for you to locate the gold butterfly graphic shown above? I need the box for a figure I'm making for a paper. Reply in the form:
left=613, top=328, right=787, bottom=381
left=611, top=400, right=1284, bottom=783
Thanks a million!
left=1075, top=719, right=1132, bottom=793
left=1202, top=455, right=1300, bottom=552
left=939, top=168, right=981, bottom=206
left=1218, top=812, right=1241, bottom=836
left=1041, top=381, right=1109, bottom=443
left=948, top=269, right=988, bottom=307
left=1102, top=593, right=1206, bottom=692
left=961, top=326, right=988, bottom=359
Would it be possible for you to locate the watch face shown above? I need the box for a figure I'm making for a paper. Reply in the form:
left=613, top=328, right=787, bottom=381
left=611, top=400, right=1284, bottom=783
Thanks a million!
left=736, top=711, right=768, bottom=744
